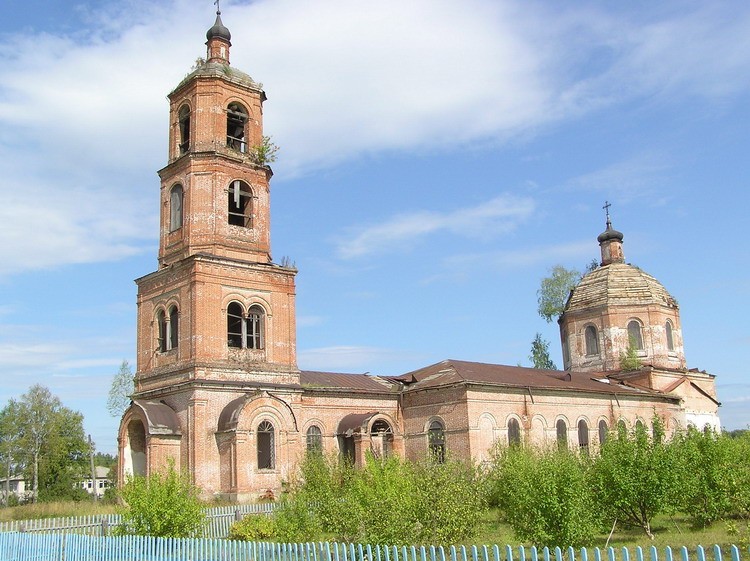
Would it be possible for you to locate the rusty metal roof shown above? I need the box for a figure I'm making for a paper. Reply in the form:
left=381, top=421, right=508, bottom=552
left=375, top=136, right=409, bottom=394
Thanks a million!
left=300, top=371, right=399, bottom=393
left=337, top=412, right=379, bottom=435
left=391, top=359, right=676, bottom=400
left=133, top=400, right=182, bottom=435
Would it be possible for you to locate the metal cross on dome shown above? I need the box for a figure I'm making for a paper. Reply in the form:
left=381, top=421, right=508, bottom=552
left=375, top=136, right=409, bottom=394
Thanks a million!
left=214, top=0, right=221, bottom=14
left=603, top=200, right=613, bottom=228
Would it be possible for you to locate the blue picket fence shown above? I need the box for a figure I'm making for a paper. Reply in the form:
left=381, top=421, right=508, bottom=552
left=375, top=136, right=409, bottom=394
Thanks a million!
left=0, top=535, right=746, bottom=561
left=0, top=503, right=276, bottom=538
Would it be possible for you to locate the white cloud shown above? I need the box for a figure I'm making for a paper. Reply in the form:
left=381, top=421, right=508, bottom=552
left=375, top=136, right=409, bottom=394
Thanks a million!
left=298, top=345, right=415, bottom=371
left=565, top=153, right=674, bottom=203
left=442, top=240, right=593, bottom=271
left=336, top=194, right=535, bottom=259
left=1, top=0, right=750, bottom=275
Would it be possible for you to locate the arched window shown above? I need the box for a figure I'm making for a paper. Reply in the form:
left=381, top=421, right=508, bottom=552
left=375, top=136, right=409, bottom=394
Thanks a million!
left=556, top=419, right=568, bottom=450
left=370, top=419, right=393, bottom=458
left=628, top=320, right=644, bottom=350
left=169, top=305, right=179, bottom=350
left=585, top=325, right=599, bottom=356
left=507, top=418, right=521, bottom=446
left=157, top=309, right=168, bottom=353
left=635, top=419, right=645, bottom=432
left=665, top=320, right=675, bottom=351
left=428, top=420, right=446, bottom=463
left=178, top=105, right=190, bottom=155
left=227, top=302, right=244, bottom=348
left=227, top=103, right=248, bottom=152
left=578, top=420, right=589, bottom=453
left=246, top=305, right=264, bottom=349
left=169, top=185, right=183, bottom=232
left=227, top=302, right=265, bottom=350
left=598, top=420, right=608, bottom=445
left=157, top=306, right=178, bottom=352
left=306, top=425, right=322, bottom=453
left=257, top=420, right=275, bottom=470
left=561, top=328, right=570, bottom=367
left=228, top=180, right=252, bottom=227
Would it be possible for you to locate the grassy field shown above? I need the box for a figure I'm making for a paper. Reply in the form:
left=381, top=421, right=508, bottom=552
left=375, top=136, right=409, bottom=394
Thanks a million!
left=0, top=502, right=742, bottom=551
left=471, top=510, right=741, bottom=550
left=0, top=501, right=117, bottom=522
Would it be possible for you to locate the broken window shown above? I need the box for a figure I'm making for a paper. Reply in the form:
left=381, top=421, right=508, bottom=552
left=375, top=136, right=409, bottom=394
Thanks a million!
left=169, top=185, right=183, bottom=232
left=370, top=419, right=393, bottom=458
left=226, top=103, right=248, bottom=152
left=157, top=306, right=178, bottom=352
left=665, top=320, right=675, bottom=351
left=578, top=419, right=589, bottom=453
left=246, top=305, right=264, bottom=349
left=157, top=310, right=168, bottom=352
left=178, top=105, right=190, bottom=155
left=227, top=302, right=244, bottom=348
left=169, top=305, right=179, bottom=350
left=584, top=325, right=599, bottom=356
left=556, top=419, right=568, bottom=450
left=627, top=320, right=644, bottom=350
left=428, top=420, right=445, bottom=463
left=306, top=425, right=322, bottom=453
left=507, top=418, right=521, bottom=446
left=598, top=420, right=608, bottom=445
left=228, top=180, right=252, bottom=227
left=257, top=420, right=275, bottom=470
left=227, top=302, right=265, bottom=349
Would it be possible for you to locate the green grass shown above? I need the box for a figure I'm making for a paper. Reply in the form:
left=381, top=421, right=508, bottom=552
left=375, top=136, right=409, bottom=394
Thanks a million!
left=468, top=510, right=741, bottom=550
left=0, top=500, right=118, bottom=522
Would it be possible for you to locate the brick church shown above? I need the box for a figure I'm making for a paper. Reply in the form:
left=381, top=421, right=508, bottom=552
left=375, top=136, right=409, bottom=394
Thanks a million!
left=117, top=11, right=720, bottom=501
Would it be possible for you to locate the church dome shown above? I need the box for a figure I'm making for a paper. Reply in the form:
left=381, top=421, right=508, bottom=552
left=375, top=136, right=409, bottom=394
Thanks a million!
left=207, top=13, right=231, bottom=42
left=565, top=262, right=678, bottom=314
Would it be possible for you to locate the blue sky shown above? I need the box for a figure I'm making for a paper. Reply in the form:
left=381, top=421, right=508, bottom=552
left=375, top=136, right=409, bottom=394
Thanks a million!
left=0, top=0, right=748, bottom=455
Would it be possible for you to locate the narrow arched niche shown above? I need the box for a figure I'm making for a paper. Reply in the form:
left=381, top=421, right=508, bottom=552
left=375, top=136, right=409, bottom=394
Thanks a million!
left=124, top=419, right=147, bottom=477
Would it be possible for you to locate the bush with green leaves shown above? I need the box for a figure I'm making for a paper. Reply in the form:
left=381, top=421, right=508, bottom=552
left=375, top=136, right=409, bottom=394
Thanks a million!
left=673, top=427, right=750, bottom=526
left=116, top=462, right=205, bottom=538
left=260, top=452, right=485, bottom=546
left=591, top=419, right=678, bottom=539
left=228, top=513, right=276, bottom=541
left=411, top=457, right=486, bottom=544
left=488, top=445, right=600, bottom=548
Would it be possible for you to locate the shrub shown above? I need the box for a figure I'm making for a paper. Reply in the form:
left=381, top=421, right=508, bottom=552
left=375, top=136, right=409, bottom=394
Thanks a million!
left=275, top=452, right=486, bottom=545
left=228, top=513, right=276, bottom=541
left=411, top=458, right=486, bottom=544
left=116, top=461, right=205, bottom=538
left=591, top=419, right=678, bottom=539
left=489, top=445, right=600, bottom=548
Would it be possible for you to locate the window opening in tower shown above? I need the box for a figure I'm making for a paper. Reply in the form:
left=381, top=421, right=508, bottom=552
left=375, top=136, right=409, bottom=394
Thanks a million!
left=227, top=103, right=248, bottom=153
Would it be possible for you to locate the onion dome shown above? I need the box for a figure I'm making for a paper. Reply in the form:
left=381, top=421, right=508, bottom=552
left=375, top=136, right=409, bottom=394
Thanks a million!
left=206, top=12, right=231, bottom=42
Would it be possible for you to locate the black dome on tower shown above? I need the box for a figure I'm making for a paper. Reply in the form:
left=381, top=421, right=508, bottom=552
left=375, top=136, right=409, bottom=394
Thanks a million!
left=206, top=12, right=231, bottom=42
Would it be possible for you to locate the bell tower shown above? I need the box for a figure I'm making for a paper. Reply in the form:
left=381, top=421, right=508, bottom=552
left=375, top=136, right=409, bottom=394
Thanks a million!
left=158, top=8, right=271, bottom=267
left=120, top=8, right=300, bottom=485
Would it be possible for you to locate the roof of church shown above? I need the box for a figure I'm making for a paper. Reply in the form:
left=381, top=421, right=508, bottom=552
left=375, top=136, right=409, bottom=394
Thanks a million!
left=170, top=61, right=262, bottom=97
left=391, top=359, right=678, bottom=400
left=300, top=370, right=399, bottom=393
left=565, top=262, right=678, bottom=313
